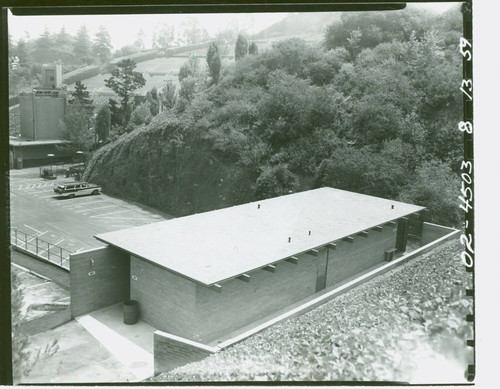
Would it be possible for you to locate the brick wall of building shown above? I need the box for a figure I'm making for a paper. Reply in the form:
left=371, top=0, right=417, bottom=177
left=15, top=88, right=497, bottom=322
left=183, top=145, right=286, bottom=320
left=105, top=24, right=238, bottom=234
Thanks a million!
left=70, top=246, right=129, bottom=317
left=154, top=331, right=217, bottom=374
left=191, top=252, right=318, bottom=343
left=130, top=256, right=196, bottom=337
left=326, top=222, right=397, bottom=286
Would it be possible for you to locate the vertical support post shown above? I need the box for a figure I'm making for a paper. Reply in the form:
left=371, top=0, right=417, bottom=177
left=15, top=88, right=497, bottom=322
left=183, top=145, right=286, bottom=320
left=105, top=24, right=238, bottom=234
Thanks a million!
left=25, top=233, right=27, bottom=250
left=15, top=229, right=17, bottom=245
left=395, top=217, right=409, bottom=252
left=36, top=238, right=39, bottom=254
left=60, top=247, right=63, bottom=266
left=47, top=242, right=50, bottom=261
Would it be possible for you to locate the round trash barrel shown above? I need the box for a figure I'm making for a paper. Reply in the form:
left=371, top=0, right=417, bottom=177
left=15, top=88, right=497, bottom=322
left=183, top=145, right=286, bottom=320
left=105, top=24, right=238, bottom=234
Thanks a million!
left=123, top=300, right=139, bottom=325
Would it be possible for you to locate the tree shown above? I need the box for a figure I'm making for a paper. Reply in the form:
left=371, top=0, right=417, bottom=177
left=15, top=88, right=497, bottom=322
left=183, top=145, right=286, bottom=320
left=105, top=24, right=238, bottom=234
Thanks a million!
left=93, top=25, right=112, bottom=64
left=146, top=87, right=159, bottom=116
left=130, top=101, right=152, bottom=126
left=104, top=59, right=146, bottom=123
left=255, top=164, right=299, bottom=199
left=206, top=42, right=221, bottom=83
left=69, top=81, right=93, bottom=108
left=134, top=28, right=146, bottom=50
left=152, top=23, right=175, bottom=55
left=399, top=160, right=462, bottom=227
left=95, top=105, right=111, bottom=143
left=161, top=80, right=177, bottom=110
left=16, top=39, right=30, bottom=67
left=73, top=25, right=92, bottom=64
left=11, top=270, right=58, bottom=383
left=108, top=98, right=124, bottom=127
left=55, top=26, right=72, bottom=47
left=235, top=34, right=248, bottom=60
left=60, top=101, right=94, bottom=151
left=178, top=77, right=197, bottom=109
left=31, top=27, right=53, bottom=64
left=248, top=42, right=259, bottom=55
left=178, top=17, right=209, bottom=46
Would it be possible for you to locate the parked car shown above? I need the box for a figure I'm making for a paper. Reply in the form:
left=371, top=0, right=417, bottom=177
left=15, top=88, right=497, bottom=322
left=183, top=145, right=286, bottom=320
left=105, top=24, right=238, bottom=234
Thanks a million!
left=53, top=181, right=101, bottom=198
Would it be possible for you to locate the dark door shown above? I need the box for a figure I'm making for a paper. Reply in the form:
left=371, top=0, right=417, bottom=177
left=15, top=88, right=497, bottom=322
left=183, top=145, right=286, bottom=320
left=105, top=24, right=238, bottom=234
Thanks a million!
left=396, top=217, right=409, bottom=252
left=315, top=252, right=328, bottom=292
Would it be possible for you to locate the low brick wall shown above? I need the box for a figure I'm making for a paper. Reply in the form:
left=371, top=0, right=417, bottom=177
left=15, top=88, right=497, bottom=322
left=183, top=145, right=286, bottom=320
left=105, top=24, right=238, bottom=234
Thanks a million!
left=12, top=248, right=70, bottom=290
left=154, top=331, right=218, bottom=374
left=20, top=306, right=71, bottom=336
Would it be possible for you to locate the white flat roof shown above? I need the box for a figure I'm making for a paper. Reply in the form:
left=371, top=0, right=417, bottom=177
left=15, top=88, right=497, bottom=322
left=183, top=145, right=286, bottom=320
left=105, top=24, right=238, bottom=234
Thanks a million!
left=95, top=187, right=424, bottom=286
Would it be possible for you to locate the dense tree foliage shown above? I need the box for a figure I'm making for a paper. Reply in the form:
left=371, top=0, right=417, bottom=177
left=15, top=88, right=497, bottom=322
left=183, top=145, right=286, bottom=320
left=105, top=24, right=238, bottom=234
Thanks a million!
left=206, top=42, right=222, bottom=84
left=95, top=105, right=111, bottom=143
left=60, top=101, right=95, bottom=151
left=85, top=7, right=463, bottom=226
left=105, top=59, right=146, bottom=123
left=235, top=34, right=248, bottom=60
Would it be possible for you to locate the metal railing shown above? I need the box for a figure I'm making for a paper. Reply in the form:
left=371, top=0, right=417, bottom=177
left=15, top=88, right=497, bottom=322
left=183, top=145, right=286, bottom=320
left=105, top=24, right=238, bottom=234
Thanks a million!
left=10, top=229, right=72, bottom=270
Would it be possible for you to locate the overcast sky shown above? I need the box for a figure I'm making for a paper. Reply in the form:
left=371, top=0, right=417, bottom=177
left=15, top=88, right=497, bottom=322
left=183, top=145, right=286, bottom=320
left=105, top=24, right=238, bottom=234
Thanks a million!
left=8, top=2, right=459, bottom=50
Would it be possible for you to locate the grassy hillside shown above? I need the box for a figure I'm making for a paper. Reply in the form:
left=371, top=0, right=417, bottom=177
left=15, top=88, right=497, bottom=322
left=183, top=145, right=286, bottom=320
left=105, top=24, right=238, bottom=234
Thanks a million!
left=147, top=240, right=472, bottom=382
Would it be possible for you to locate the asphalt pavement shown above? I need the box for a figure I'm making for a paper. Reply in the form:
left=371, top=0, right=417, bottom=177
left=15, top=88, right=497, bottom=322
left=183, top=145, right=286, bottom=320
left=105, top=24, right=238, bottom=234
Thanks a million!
left=10, top=167, right=172, bottom=255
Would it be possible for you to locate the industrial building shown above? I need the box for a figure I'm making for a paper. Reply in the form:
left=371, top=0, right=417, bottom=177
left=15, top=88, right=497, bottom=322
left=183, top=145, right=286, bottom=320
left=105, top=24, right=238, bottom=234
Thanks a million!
left=70, top=187, right=429, bottom=345
left=10, top=63, right=73, bottom=168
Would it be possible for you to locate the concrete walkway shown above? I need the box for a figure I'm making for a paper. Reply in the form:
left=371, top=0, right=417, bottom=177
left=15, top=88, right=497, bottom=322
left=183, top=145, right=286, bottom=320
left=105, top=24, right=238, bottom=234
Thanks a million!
left=20, top=304, right=155, bottom=383
left=76, top=303, right=155, bottom=381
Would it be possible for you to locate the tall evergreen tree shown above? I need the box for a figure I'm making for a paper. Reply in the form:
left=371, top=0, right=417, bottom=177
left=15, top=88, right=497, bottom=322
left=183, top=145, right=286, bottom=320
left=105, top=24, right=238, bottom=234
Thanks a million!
left=32, top=27, right=53, bottom=64
left=95, top=105, right=111, bottom=143
left=206, top=42, right=221, bottom=83
left=15, top=39, right=30, bottom=67
left=93, top=25, right=112, bottom=64
left=73, top=25, right=91, bottom=63
left=134, top=28, right=146, bottom=50
left=234, top=34, right=248, bottom=60
left=55, top=26, right=72, bottom=47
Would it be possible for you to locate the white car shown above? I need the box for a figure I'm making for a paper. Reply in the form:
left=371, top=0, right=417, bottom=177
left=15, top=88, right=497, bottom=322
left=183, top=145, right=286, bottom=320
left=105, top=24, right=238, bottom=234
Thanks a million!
left=53, top=182, right=101, bottom=198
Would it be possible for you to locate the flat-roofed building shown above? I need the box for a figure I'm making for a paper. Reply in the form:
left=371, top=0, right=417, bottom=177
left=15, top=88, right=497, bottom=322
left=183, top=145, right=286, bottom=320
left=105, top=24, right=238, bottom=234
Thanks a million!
left=70, top=187, right=425, bottom=344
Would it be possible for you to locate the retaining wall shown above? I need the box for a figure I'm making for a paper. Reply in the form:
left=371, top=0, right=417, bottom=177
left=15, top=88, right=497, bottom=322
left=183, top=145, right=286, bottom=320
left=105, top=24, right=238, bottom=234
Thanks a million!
left=11, top=248, right=70, bottom=289
left=70, top=246, right=129, bottom=317
left=421, top=222, right=457, bottom=246
left=154, top=331, right=218, bottom=374
left=20, top=306, right=71, bottom=336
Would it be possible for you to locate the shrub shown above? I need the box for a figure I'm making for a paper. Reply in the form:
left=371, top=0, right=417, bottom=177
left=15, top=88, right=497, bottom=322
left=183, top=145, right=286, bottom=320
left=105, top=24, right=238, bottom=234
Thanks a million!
left=255, top=164, right=299, bottom=199
left=398, top=159, right=462, bottom=227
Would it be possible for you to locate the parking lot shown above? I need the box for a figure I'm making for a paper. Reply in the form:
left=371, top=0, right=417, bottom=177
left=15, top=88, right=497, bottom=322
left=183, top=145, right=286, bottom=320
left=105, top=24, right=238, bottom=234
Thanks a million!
left=10, top=168, right=172, bottom=256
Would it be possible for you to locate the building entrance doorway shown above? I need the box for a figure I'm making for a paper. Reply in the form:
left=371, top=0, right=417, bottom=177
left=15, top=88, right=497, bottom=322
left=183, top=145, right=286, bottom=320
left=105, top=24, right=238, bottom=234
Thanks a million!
left=315, top=252, right=328, bottom=292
